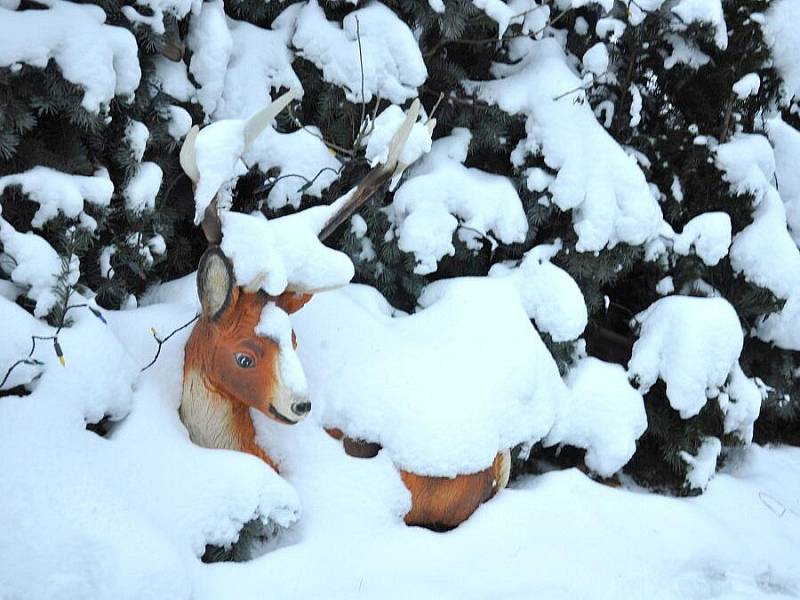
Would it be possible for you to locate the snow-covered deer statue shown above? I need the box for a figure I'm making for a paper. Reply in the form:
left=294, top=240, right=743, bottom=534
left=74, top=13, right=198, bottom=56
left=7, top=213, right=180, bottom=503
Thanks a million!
left=178, top=90, right=509, bottom=530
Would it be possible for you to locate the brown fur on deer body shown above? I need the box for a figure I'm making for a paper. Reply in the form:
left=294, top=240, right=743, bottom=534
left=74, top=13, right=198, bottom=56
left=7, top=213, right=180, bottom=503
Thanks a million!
left=327, top=429, right=510, bottom=529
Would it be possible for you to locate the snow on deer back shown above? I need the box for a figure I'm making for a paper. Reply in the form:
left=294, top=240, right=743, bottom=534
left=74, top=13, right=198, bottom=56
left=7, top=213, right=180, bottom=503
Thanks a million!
left=292, top=278, right=569, bottom=529
left=175, top=92, right=561, bottom=529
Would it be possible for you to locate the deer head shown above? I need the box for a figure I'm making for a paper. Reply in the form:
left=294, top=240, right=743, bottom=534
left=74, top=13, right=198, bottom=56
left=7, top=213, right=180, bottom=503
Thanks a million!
left=178, top=90, right=427, bottom=455
left=186, top=246, right=314, bottom=424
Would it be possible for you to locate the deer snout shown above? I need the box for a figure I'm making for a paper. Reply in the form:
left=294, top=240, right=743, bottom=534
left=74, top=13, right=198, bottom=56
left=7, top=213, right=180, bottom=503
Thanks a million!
left=291, top=401, right=311, bottom=416
left=269, top=384, right=311, bottom=424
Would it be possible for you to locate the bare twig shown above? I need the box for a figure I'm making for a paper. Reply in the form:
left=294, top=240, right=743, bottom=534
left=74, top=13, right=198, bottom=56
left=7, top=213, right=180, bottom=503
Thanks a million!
left=458, top=224, right=495, bottom=243
left=553, top=82, right=592, bottom=102
left=719, top=92, right=735, bottom=143
left=457, top=223, right=498, bottom=258
left=356, top=17, right=366, bottom=128
left=553, top=72, right=611, bottom=102
left=512, top=4, right=549, bottom=20
left=370, top=94, right=381, bottom=124
left=254, top=165, right=345, bottom=199
left=141, top=314, right=200, bottom=372
left=351, top=18, right=380, bottom=153
left=428, top=92, right=445, bottom=123
left=288, top=107, right=357, bottom=157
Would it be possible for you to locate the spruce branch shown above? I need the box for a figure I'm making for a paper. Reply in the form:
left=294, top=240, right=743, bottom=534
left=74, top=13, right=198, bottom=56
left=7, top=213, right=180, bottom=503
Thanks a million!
left=425, top=6, right=573, bottom=57
left=2, top=227, right=108, bottom=386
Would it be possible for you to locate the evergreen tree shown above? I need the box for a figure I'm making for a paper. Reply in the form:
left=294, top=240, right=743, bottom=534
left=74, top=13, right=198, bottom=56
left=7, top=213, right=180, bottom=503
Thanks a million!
left=0, top=0, right=198, bottom=320
left=568, top=0, right=799, bottom=490
left=2, top=0, right=798, bottom=494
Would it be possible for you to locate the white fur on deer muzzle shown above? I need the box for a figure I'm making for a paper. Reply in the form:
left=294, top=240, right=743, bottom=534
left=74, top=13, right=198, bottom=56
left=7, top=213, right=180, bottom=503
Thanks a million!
left=257, top=301, right=311, bottom=424
left=269, top=382, right=311, bottom=424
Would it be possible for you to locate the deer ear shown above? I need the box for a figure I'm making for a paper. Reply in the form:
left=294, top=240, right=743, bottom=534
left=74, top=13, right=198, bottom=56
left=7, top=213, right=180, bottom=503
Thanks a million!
left=197, top=247, right=235, bottom=320
left=276, top=291, right=313, bottom=315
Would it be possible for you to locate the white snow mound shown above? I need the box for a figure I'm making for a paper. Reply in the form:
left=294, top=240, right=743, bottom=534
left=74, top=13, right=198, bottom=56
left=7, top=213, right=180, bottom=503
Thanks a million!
left=292, top=0, right=426, bottom=104
left=489, top=241, right=587, bottom=342
left=716, top=133, right=800, bottom=299
left=364, top=104, right=433, bottom=171
left=0, top=301, right=300, bottom=599
left=0, top=167, right=113, bottom=229
left=546, top=357, right=647, bottom=477
left=0, top=218, right=77, bottom=317
left=0, top=0, right=140, bottom=112
left=628, top=296, right=744, bottom=419
left=763, top=0, right=800, bottom=101
left=671, top=0, right=728, bottom=49
left=390, top=129, right=528, bottom=275
left=292, top=279, right=567, bottom=476
left=220, top=208, right=354, bottom=296
left=672, top=212, right=731, bottom=266
left=467, top=37, right=663, bottom=252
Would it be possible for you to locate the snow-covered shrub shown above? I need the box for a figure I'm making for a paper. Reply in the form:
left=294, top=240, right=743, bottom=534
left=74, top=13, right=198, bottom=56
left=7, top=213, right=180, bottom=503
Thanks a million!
left=2, top=5, right=800, bottom=598
left=627, top=296, right=762, bottom=491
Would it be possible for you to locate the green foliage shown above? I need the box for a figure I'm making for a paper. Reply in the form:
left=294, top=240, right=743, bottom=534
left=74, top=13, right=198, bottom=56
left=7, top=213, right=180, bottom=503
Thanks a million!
left=0, top=1, right=198, bottom=314
left=1, top=0, right=798, bottom=498
left=578, top=0, right=797, bottom=490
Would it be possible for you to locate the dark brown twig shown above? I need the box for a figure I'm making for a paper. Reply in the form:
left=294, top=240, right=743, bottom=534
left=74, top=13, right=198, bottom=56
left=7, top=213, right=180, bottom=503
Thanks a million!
left=254, top=165, right=345, bottom=199
left=719, top=93, right=735, bottom=143
left=141, top=314, right=200, bottom=372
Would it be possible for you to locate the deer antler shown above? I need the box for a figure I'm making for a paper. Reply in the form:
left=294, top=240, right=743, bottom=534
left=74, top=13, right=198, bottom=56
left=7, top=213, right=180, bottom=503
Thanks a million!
left=179, top=125, right=200, bottom=184
left=180, top=93, right=431, bottom=250
left=179, top=88, right=302, bottom=245
left=318, top=98, right=429, bottom=241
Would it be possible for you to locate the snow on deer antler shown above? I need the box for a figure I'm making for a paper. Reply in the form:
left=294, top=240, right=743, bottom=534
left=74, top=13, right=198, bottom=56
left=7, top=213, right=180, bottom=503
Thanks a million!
left=179, top=94, right=432, bottom=296
left=179, top=87, right=302, bottom=240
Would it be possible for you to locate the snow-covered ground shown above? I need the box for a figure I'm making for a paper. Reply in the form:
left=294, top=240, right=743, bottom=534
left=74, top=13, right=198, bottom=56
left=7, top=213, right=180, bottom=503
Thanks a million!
left=200, top=445, right=800, bottom=600
left=1, top=279, right=798, bottom=600
left=2, top=0, right=800, bottom=597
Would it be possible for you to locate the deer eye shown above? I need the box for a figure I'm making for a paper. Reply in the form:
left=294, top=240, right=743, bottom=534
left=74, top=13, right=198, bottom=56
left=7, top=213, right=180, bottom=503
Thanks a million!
left=234, top=352, right=255, bottom=368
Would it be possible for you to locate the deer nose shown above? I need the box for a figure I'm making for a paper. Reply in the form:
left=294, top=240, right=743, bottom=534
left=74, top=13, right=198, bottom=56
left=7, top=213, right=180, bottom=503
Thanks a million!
left=291, top=401, right=311, bottom=416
